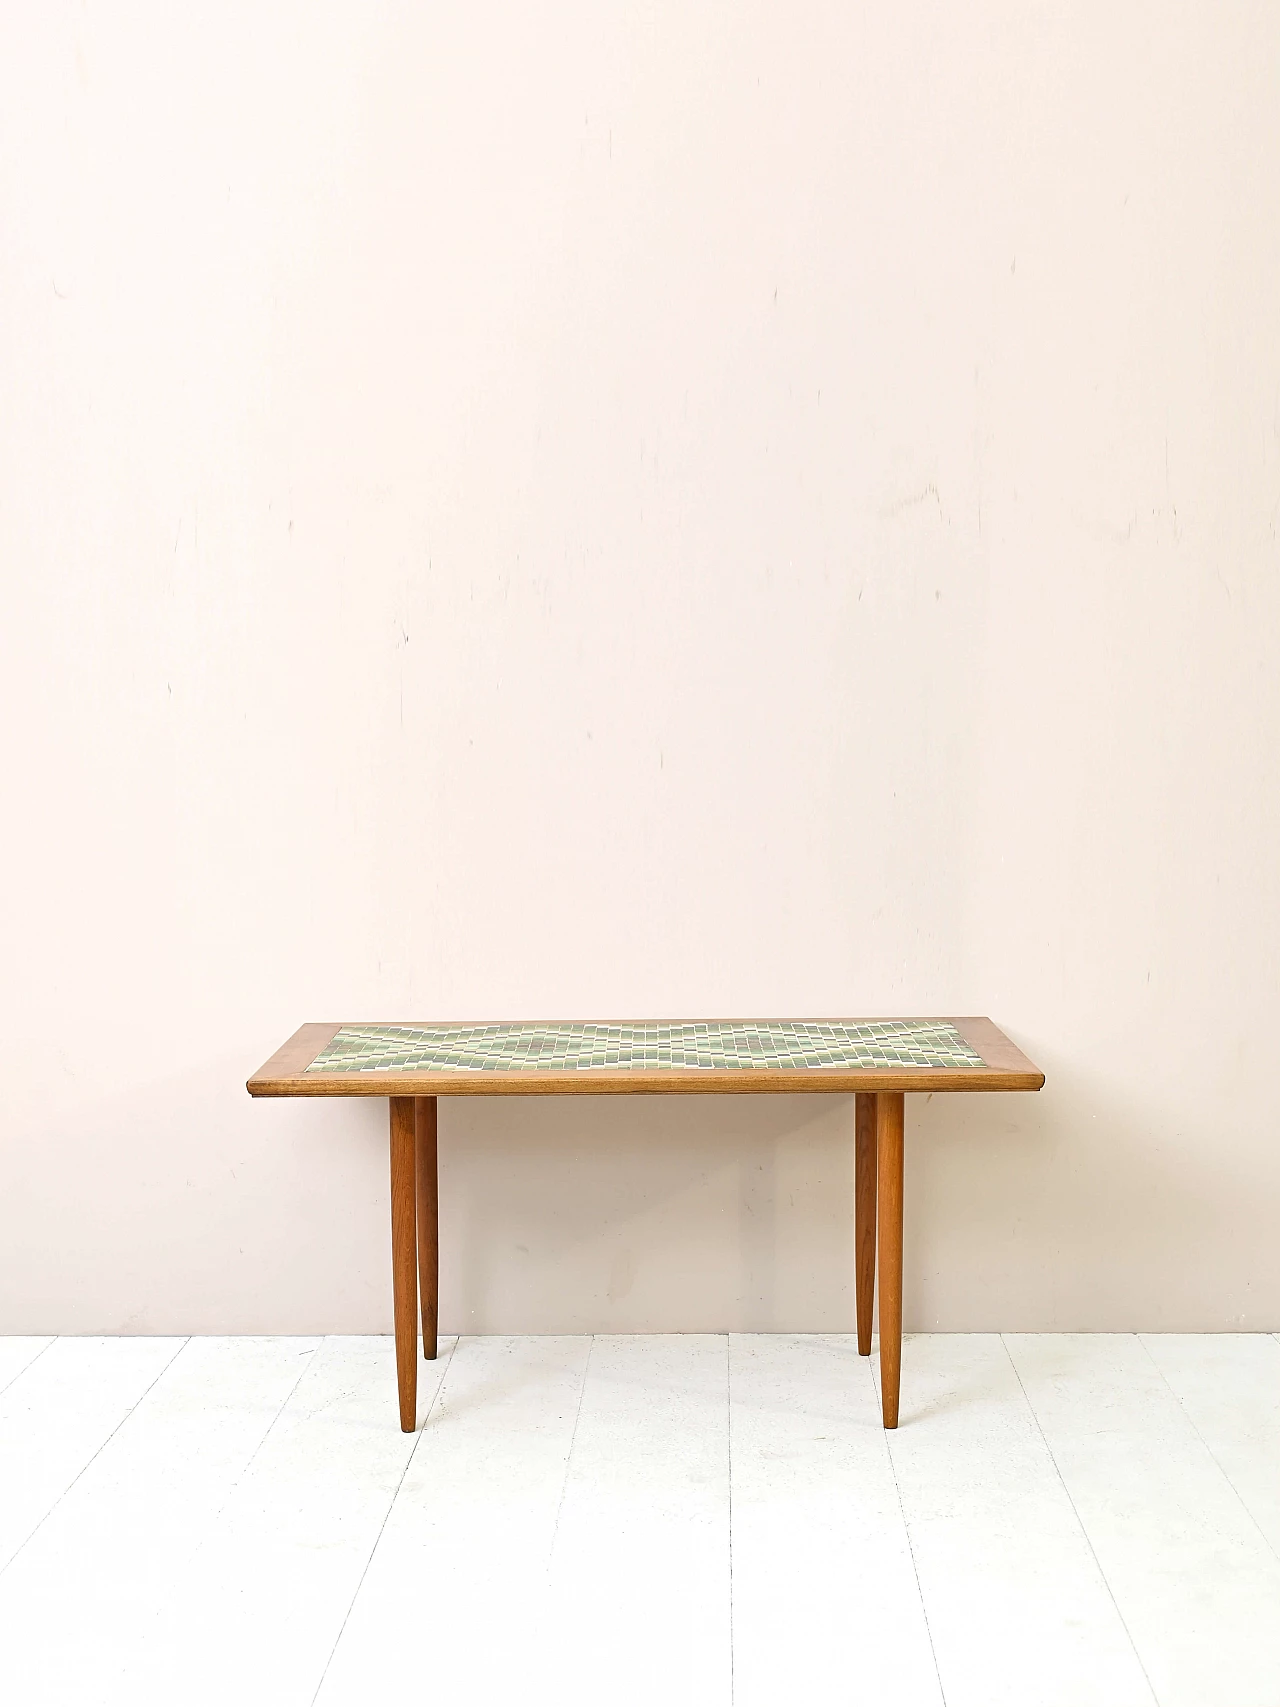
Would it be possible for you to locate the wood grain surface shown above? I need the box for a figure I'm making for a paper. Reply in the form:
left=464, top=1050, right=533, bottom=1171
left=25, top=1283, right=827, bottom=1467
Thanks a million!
left=877, top=1091, right=906, bottom=1430
left=415, top=1096, right=438, bottom=1362
left=388, top=1098, right=418, bottom=1432
left=855, top=1092, right=878, bottom=1357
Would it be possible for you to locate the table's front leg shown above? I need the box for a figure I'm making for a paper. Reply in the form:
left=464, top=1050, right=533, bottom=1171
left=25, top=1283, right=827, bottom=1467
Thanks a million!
left=876, top=1091, right=905, bottom=1428
left=389, top=1096, right=418, bottom=1431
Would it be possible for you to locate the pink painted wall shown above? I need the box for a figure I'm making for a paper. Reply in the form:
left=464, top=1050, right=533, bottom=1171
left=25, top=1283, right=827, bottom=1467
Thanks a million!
left=2, top=3, right=1277, bottom=1331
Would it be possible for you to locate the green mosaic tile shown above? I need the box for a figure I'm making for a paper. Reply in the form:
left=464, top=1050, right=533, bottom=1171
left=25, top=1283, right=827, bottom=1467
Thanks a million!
left=306, top=1020, right=984, bottom=1075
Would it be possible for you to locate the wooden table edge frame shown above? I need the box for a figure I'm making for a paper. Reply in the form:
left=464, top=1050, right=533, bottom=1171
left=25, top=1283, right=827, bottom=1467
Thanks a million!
left=247, top=1018, right=1044, bottom=1431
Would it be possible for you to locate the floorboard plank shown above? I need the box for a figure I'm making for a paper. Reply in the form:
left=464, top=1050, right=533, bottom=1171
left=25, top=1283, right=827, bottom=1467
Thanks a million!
left=729, top=1334, right=942, bottom=1706
left=1006, top=1333, right=1280, bottom=1707
left=135, top=1336, right=453, bottom=1707
left=1140, top=1333, right=1280, bottom=1562
left=878, top=1334, right=1155, bottom=1707
left=0, top=1336, right=185, bottom=1575
left=316, top=1335, right=591, bottom=1706
left=547, top=1334, right=732, bottom=1707
left=0, top=1336, right=54, bottom=1397
left=0, top=1337, right=321, bottom=1706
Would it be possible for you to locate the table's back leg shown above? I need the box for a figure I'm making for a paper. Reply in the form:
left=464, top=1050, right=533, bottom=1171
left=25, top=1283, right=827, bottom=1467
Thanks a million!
left=415, top=1096, right=439, bottom=1360
left=876, top=1091, right=905, bottom=1428
left=855, top=1092, right=877, bottom=1355
left=389, top=1096, right=419, bottom=1431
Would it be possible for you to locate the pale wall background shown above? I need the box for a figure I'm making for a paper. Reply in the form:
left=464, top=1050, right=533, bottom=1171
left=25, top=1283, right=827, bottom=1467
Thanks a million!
left=2, top=3, right=1278, bottom=1335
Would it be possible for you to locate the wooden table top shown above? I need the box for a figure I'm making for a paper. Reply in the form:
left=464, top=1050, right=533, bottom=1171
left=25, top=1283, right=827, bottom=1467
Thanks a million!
left=247, top=1018, right=1044, bottom=1097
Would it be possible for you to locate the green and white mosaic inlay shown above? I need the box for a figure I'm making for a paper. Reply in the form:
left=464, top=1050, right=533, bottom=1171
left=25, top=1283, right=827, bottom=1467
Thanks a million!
left=306, top=1020, right=985, bottom=1075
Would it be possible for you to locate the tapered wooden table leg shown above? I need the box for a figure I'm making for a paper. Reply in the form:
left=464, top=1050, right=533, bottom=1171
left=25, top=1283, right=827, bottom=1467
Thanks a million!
left=855, top=1092, right=877, bottom=1356
left=877, top=1091, right=905, bottom=1428
left=389, top=1096, right=418, bottom=1431
left=415, top=1096, right=438, bottom=1360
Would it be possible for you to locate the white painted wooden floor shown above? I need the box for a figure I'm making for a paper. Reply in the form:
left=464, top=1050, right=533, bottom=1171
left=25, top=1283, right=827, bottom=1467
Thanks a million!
left=1, top=1335, right=1278, bottom=1706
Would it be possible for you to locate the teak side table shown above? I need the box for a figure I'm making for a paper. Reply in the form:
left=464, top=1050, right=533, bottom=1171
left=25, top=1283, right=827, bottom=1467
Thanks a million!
left=247, top=1017, right=1044, bottom=1430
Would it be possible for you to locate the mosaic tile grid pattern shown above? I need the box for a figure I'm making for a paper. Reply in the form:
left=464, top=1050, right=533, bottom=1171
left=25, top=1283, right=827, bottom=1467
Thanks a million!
left=306, top=1020, right=985, bottom=1075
